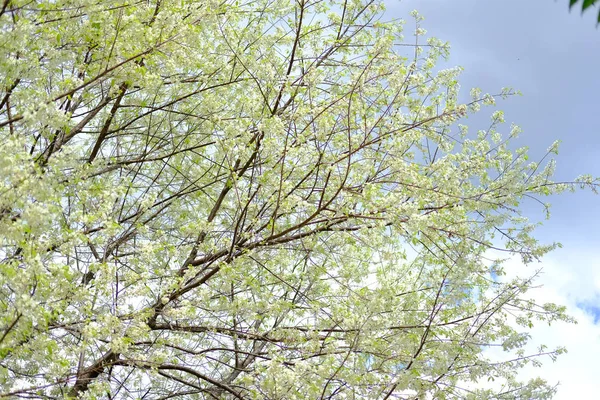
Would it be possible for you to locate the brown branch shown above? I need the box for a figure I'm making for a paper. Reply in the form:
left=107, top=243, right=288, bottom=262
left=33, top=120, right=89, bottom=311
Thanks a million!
left=68, top=351, right=119, bottom=397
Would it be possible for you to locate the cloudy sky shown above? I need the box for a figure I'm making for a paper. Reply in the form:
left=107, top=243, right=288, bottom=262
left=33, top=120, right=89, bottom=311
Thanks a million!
left=384, top=0, right=600, bottom=398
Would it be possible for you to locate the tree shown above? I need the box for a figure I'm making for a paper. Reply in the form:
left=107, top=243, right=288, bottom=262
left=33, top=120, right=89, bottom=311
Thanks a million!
left=0, top=0, right=596, bottom=398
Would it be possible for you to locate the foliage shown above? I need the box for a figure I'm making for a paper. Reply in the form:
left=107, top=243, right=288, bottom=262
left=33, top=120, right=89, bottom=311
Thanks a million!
left=0, top=0, right=596, bottom=398
left=568, top=0, right=600, bottom=25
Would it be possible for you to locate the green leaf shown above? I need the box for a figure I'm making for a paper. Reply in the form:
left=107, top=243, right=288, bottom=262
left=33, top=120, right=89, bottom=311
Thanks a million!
left=582, top=0, right=597, bottom=11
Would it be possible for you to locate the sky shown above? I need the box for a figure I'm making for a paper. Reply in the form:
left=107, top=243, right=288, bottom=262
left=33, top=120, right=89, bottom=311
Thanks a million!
left=384, top=1, right=600, bottom=398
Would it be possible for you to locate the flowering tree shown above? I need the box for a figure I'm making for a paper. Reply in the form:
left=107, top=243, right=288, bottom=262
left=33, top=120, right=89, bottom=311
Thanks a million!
left=0, top=0, right=596, bottom=398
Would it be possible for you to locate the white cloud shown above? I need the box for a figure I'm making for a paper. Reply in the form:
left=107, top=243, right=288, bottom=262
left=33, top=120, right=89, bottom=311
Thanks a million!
left=487, top=250, right=600, bottom=399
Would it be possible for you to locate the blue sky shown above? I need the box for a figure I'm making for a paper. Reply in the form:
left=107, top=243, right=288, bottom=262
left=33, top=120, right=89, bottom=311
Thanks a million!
left=385, top=0, right=600, bottom=397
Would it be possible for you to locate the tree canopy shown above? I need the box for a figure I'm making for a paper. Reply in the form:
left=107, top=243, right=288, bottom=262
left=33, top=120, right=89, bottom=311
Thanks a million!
left=0, top=0, right=596, bottom=398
